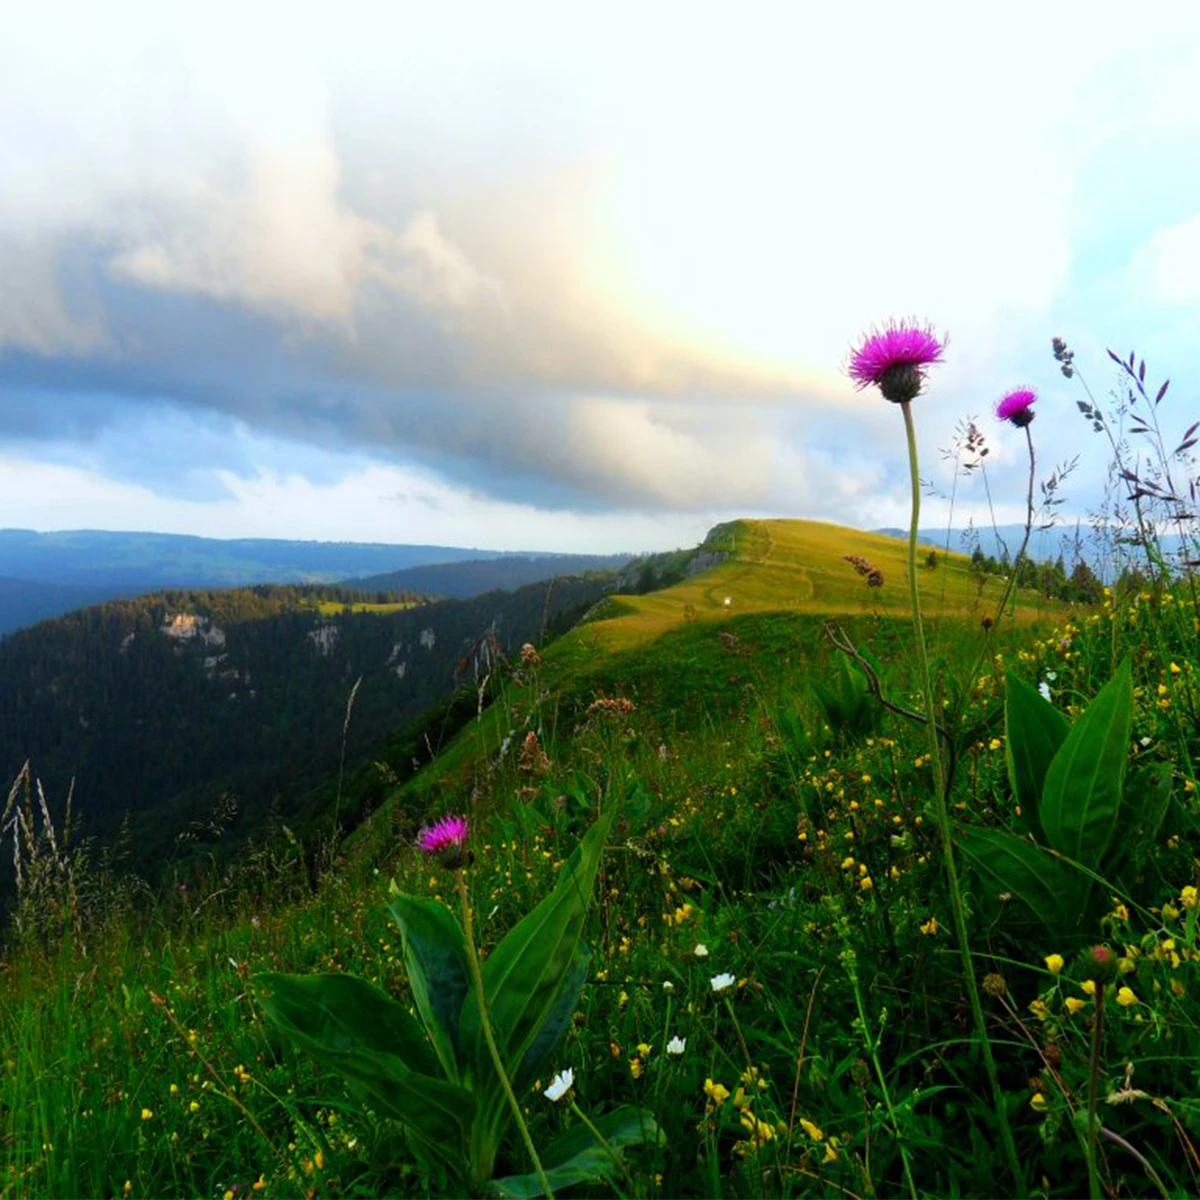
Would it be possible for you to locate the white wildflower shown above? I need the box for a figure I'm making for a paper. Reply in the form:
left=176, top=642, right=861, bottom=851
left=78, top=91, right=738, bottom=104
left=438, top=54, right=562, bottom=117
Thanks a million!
left=544, top=1068, right=574, bottom=1103
left=1038, top=681, right=1052, bottom=701
left=693, top=944, right=709, bottom=959
left=662, top=980, right=675, bottom=993
left=666, top=1036, right=686, bottom=1056
left=710, top=972, right=736, bottom=994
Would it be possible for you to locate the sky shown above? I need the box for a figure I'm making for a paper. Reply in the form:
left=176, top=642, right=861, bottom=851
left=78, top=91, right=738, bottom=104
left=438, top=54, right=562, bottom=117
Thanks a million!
left=3, top=1, right=1200, bottom=554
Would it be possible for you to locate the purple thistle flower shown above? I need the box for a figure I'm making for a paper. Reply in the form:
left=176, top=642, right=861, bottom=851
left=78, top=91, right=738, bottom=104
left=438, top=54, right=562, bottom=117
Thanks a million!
left=848, top=319, right=946, bottom=404
left=418, top=815, right=470, bottom=869
left=996, top=387, right=1037, bottom=428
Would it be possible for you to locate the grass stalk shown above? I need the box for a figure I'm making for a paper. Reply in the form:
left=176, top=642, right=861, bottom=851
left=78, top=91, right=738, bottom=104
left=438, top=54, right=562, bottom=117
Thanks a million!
left=899, top=398, right=1025, bottom=1195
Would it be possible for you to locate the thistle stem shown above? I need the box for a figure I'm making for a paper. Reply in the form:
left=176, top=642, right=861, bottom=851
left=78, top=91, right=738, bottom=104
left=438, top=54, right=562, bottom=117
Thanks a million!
left=899, top=399, right=1025, bottom=1194
left=456, top=870, right=555, bottom=1199
left=990, top=423, right=1037, bottom=627
left=1087, top=984, right=1105, bottom=1200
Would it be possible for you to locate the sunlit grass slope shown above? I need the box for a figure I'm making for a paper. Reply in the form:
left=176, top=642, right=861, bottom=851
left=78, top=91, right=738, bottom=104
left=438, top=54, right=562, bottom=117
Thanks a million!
left=571, top=518, right=1045, bottom=655
left=370, top=518, right=1060, bottom=811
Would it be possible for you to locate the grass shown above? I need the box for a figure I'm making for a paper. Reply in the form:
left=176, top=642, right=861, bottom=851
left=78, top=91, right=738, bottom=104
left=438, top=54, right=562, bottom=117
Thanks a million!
left=576, top=518, right=1030, bottom=656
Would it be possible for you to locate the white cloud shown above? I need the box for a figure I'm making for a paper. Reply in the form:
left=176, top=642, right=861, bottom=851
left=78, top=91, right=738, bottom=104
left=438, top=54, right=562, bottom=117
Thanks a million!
left=1131, top=214, right=1200, bottom=306
left=4, top=0, right=1200, bottom=537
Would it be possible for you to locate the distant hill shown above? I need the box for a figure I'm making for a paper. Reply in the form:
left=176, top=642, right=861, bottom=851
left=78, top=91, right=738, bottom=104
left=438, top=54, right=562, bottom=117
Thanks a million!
left=0, top=575, right=618, bottom=879
left=344, top=553, right=632, bottom=599
left=0, top=576, right=116, bottom=637
left=0, top=530, right=570, bottom=636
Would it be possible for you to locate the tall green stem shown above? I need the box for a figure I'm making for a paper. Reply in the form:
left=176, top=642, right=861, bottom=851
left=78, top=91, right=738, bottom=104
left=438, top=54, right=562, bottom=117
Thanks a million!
left=1086, top=983, right=1105, bottom=1200
left=990, top=423, right=1037, bottom=628
left=899, top=399, right=1024, bottom=1193
left=456, top=871, right=555, bottom=1199
left=841, top=933, right=917, bottom=1200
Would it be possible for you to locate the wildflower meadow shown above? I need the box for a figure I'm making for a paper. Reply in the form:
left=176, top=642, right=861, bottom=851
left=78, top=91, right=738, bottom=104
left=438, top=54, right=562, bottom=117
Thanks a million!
left=4, top=324, right=1200, bottom=1199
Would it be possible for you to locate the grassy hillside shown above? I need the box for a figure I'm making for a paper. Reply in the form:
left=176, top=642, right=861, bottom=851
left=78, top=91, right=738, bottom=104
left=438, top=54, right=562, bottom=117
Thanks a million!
left=3, top=517, right=1198, bottom=1200
left=572, top=519, right=1024, bottom=654
left=375, top=518, right=1046, bottom=801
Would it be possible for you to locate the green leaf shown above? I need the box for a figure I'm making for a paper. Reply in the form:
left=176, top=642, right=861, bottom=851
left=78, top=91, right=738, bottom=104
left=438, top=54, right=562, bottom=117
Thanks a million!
left=958, top=826, right=1088, bottom=936
left=813, top=656, right=876, bottom=737
left=463, top=809, right=614, bottom=1079
left=1040, top=660, right=1132, bottom=868
left=1105, top=765, right=1173, bottom=877
left=490, top=1107, right=664, bottom=1199
left=387, top=892, right=471, bottom=1080
left=514, top=944, right=590, bottom=1092
left=256, top=971, right=437, bottom=1074
left=1004, top=672, right=1069, bottom=839
left=255, top=972, right=475, bottom=1163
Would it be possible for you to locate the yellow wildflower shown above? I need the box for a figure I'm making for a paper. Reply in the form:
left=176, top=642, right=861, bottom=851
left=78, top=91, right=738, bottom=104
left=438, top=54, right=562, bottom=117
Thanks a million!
left=1116, top=987, right=1138, bottom=1007
left=1030, top=1092, right=1049, bottom=1112
left=1044, top=954, right=1064, bottom=975
left=920, top=917, right=939, bottom=936
left=799, top=1117, right=824, bottom=1141
left=704, top=1078, right=730, bottom=1105
left=1065, top=997, right=1086, bottom=1015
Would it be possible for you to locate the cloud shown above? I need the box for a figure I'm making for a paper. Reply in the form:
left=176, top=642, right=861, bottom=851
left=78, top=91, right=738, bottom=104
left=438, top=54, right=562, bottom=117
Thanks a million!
left=3, top=1, right=1200, bottom=535
left=1132, top=215, right=1200, bottom=306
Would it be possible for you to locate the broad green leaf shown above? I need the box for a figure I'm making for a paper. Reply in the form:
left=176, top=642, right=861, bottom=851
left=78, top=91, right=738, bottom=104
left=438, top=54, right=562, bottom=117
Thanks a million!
left=463, top=809, right=613, bottom=1079
left=1105, top=765, right=1173, bottom=877
left=387, top=892, right=471, bottom=1080
left=958, top=826, right=1088, bottom=936
left=490, top=1107, right=664, bottom=1199
left=256, top=972, right=474, bottom=1162
left=813, top=656, right=876, bottom=737
left=1003, top=672, right=1069, bottom=839
left=256, top=971, right=438, bottom=1074
left=1040, top=660, right=1132, bottom=868
left=514, top=944, right=590, bottom=1092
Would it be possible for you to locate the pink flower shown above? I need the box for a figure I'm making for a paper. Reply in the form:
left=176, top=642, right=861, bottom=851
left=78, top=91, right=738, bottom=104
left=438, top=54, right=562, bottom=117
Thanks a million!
left=996, top=387, right=1036, bottom=428
left=1079, top=943, right=1118, bottom=985
left=418, top=815, right=470, bottom=868
left=848, top=320, right=946, bottom=403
